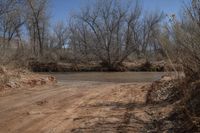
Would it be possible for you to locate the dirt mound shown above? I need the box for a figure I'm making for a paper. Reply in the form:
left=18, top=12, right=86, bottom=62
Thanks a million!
left=0, top=66, right=56, bottom=96
left=22, top=76, right=56, bottom=87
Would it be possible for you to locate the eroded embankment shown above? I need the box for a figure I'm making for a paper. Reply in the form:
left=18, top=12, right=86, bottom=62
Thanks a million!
left=0, top=66, right=56, bottom=96
left=28, top=61, right=179, bottom=72
left=145, top=78, right=198, bottom=132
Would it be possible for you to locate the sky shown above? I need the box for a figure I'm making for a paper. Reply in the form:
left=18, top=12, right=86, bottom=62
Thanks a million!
left=50, top=0, right=187, bottom=25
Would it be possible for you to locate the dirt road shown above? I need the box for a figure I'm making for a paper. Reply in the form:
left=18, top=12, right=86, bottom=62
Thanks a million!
left=0, top=80, right=154, bottom=133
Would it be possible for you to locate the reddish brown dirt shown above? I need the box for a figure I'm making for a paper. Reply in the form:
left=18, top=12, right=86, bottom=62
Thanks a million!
left=0, top=80, right=158, bottom=133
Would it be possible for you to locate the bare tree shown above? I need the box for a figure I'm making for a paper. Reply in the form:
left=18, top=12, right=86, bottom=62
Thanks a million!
left=52, top=21, right=68, bottom=49
left=0, top=0, right=25, bottom=49
left=0, top=0, right=19, bottom=16
left=160, top=0, right=200, bottom=79
left=25, top=0, right=49, bottom=56
left=69, top=0, right=142, bottom=69
left=177, top=0, right=200, bottom=79
left=139, top=12, right=164, bottom=60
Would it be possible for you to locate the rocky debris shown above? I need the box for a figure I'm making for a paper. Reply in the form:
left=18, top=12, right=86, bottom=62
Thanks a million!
left=146, top=80, right=182, bottom=104
left=6, top=81, right=20, bottom=88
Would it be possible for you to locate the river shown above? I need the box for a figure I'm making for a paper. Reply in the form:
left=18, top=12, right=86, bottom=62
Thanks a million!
left=46, top=72, right=169, bottom=83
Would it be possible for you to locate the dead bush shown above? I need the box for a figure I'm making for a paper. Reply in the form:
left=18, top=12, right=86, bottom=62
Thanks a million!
left=146, top=79, right=182, bottom=104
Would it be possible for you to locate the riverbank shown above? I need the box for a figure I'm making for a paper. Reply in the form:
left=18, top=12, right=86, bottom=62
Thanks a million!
left=29, top=60, right=180, bottom=72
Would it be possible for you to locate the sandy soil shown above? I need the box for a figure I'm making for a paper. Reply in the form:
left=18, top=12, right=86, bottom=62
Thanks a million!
left=0, top=80, right=158, bottom=133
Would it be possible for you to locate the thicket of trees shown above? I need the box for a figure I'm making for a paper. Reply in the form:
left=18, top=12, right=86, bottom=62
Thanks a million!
left=0, top=0, right=199, bottom=75
left=0, top=0, right=24, bottom=50
left=0, top=0, right=49, bottom=64
left=68, top=0, right=164, bottom=68
left=0, top=0, right=164, bottom=68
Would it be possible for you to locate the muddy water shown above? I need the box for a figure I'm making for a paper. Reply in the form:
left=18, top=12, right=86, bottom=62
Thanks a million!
left=47, top=72, right=168, bottom=83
